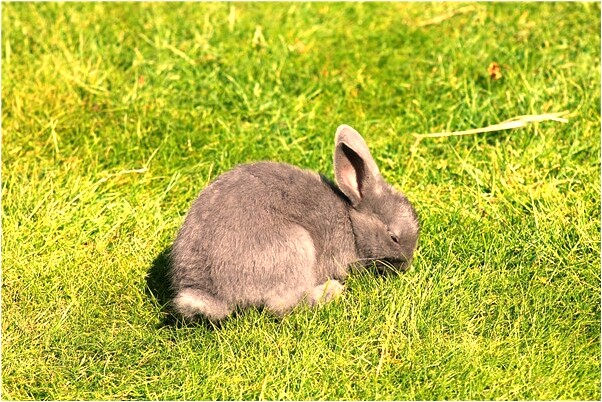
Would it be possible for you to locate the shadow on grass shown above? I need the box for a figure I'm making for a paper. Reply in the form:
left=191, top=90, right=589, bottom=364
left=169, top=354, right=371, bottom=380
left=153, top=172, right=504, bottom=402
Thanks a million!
left=146, top=246, right=173, bottom=308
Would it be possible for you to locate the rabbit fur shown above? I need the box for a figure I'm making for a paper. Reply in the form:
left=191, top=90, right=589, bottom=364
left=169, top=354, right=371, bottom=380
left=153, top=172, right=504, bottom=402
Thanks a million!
left=169, top=125, right=419, bottom=321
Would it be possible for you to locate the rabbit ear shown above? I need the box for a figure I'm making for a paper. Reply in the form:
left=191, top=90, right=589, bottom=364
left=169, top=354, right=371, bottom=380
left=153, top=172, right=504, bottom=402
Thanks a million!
left=334, top=125, right=381, bottom=206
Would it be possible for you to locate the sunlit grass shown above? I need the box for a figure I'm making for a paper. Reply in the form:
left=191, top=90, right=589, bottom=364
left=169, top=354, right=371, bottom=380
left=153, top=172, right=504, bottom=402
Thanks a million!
left=2, top=2, right=600, bottom=400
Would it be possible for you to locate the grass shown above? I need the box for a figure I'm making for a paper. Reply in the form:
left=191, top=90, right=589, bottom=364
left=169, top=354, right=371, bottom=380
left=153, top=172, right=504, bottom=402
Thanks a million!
left=1, top=2, right=600, bottom=400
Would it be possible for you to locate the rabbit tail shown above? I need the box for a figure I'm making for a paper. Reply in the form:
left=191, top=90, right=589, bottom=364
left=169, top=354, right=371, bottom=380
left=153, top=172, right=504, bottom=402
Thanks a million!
left=172, top=288, right=232, bottom=321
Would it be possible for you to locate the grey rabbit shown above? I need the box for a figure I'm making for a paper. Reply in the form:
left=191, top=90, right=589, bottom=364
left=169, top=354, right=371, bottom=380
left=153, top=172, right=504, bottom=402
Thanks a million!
left=169, top=125, right=419, bottom=321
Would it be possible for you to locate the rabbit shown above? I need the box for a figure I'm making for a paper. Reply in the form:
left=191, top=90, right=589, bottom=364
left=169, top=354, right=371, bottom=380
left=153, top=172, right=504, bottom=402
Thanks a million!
left=169, top=125, right=419, bottom=321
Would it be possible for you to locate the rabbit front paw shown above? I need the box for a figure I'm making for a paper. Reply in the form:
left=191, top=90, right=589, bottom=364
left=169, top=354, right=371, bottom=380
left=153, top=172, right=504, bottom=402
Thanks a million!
left=309, top=279, right=345, bottom=305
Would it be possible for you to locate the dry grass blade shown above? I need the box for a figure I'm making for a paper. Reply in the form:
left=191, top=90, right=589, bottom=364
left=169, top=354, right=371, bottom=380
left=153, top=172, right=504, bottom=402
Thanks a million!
left=416, top=5, right=478, bottom=27
left=413, top=111, right=570, bottom=139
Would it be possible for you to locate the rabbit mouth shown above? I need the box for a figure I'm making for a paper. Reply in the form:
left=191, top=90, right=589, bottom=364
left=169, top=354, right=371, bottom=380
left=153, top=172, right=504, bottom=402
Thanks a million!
left=351, top=257, right=410, bottom=275
left=373, top=258, right=409, bottom=273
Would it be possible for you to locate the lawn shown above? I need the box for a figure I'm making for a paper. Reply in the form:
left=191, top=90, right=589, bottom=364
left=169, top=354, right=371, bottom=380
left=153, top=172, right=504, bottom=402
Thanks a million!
left=1, top=2, right=600, bottom=400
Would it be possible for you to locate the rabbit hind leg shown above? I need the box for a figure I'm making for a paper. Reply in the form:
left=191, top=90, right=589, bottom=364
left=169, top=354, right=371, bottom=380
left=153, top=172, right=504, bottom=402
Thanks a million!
left=172, top=288, right=232, bottom=321
left=261, top=225, right=345, bottom=316
left=265, top=280, right=344, bottom=316
left=264, top=287, right=307, bottom=316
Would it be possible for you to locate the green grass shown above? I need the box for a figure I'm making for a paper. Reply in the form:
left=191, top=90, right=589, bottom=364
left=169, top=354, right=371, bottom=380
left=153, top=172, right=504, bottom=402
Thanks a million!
left=1, top=2, right=600, bottom=400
